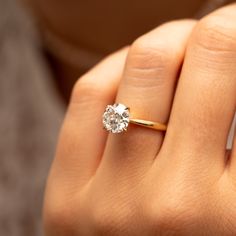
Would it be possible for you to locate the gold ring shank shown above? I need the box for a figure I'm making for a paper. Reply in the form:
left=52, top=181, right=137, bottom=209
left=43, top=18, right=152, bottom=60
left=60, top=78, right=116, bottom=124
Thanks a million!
left=129, top=118, right=167, bottom=131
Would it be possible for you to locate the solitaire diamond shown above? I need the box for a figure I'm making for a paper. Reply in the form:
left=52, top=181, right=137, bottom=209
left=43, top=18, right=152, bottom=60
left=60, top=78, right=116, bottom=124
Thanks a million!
left=103, top=103, right=130, bottom=133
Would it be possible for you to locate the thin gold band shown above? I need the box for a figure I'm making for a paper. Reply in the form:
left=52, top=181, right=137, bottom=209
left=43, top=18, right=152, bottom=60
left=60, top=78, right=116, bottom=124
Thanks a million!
left=129, top=118, right=167, bottom=131
left=103, top=104, right=167, bottom=133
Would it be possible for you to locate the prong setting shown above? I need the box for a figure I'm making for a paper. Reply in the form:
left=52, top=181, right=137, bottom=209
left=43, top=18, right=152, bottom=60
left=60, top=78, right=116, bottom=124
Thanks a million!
left=103, top=103, right=130, bottom=133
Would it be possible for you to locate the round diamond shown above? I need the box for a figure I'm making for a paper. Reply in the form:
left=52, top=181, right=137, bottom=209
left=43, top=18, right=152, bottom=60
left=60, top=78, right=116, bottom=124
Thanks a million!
left=103, top=103, right=130, bottom=133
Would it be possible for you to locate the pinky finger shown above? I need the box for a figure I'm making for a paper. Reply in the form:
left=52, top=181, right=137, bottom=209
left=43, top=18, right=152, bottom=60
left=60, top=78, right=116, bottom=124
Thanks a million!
left=47, top=48, right=128, bottom=194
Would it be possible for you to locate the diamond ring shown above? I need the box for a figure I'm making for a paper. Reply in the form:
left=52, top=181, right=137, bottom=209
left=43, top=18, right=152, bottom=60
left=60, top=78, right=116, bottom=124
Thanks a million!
left=103, top=103, right=167, bottom=134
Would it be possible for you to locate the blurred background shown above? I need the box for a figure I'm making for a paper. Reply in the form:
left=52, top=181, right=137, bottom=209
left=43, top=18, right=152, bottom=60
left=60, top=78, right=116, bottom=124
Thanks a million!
left=0, top=0, right=234, bottom=235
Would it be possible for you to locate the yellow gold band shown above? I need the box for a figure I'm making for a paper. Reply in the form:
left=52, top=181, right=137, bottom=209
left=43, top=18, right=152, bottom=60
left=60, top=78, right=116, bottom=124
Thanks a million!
left=103, top=103, right=167, bottom=134
left=129, top=118, right=167, bottom=131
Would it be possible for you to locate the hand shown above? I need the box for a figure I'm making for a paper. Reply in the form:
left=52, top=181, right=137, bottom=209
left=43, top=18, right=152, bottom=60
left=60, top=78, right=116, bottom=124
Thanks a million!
left=43, top=4, right=236, bottom=236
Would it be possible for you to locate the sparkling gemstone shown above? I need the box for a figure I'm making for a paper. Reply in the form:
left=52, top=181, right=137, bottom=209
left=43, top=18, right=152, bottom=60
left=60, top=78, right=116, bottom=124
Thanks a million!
left=103, top=103, right=130, bottom=133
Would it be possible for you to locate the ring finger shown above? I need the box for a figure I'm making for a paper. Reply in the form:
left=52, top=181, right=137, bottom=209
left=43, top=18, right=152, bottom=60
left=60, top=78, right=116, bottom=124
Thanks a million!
left=100, top=20, right=196, bottom=175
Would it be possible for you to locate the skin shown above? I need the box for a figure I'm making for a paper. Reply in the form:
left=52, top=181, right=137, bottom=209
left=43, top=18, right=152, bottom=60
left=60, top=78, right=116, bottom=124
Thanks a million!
left=25, top=0, right=206, bottom=101
left=44, top=4, right=236, bottom=236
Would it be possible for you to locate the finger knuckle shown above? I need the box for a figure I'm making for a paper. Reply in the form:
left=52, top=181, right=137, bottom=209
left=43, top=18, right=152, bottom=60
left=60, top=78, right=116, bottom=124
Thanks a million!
left=145, top=197, right=198, bottom=234
left=193, top=14, right=236, bottom=53
left=71, top=78, right=107, bottom=105
left=127, top=35, right=175, bottom=83
left=44, top=196, right=75, bottom=234
left=92, top=204, right=130, bottom=234
left=92, top=208, right=114, bottom=234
